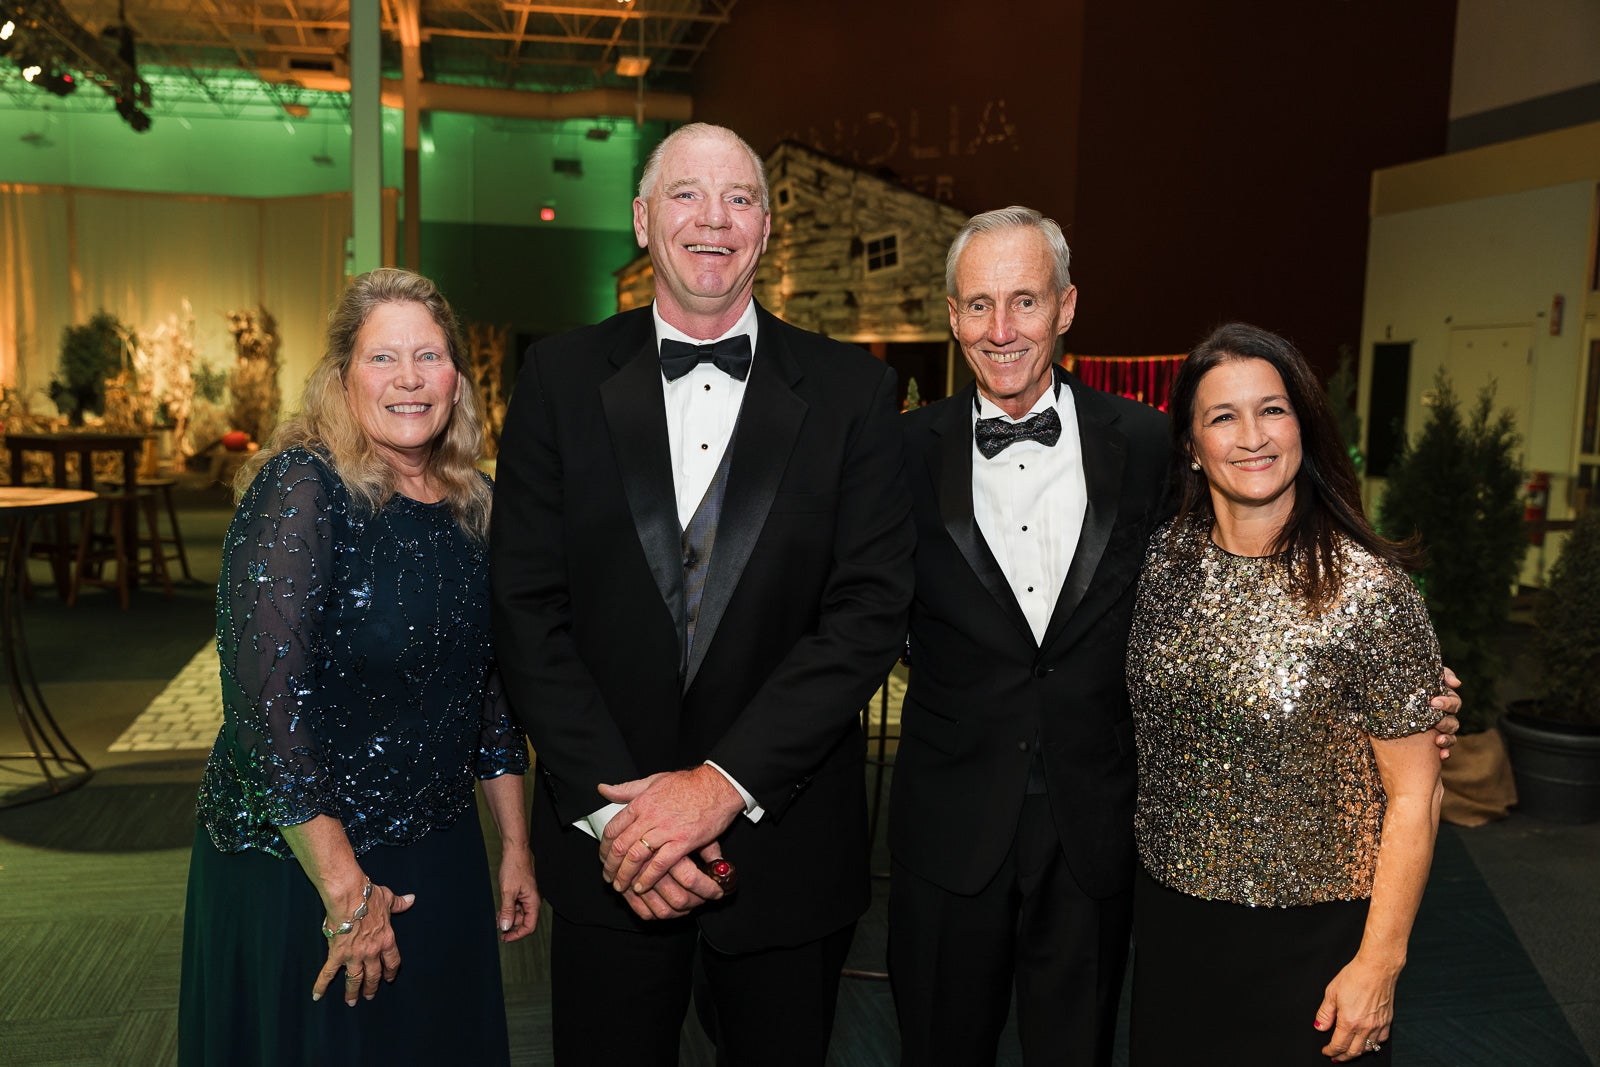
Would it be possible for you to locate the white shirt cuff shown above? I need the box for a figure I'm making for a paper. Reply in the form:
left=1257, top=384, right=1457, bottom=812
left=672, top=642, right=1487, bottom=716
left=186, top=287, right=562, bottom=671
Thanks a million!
left=705, top=760, right=765, bottom=823
left=575, top=802, right=627, bottom=839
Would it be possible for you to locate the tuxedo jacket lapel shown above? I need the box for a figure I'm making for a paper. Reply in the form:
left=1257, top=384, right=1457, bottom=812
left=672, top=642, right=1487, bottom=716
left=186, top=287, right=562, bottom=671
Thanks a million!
left=1039, top=371, right=1127, bottom=652
left=600, top=328, right=686, bottom=639
left=932, top=384, right=1035, bottom=645
left=684, top=309, right=807, bottom=691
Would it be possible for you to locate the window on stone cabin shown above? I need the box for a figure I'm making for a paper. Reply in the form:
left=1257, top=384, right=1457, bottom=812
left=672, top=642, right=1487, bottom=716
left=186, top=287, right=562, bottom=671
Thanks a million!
left=865, top=233, right=900, bottom=274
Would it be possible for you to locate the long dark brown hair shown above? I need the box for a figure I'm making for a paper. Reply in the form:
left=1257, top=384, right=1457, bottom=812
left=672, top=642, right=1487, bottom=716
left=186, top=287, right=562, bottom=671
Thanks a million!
left=1167, top=322, right=1420, bottom=607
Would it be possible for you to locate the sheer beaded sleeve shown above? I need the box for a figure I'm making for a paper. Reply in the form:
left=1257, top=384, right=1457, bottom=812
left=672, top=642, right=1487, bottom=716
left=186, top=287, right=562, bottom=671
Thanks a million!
left=198, top=447, right=512, bottom=857
left=475, top=671, right=531, bottom=780
left=201, top=449, right=339, bottom=855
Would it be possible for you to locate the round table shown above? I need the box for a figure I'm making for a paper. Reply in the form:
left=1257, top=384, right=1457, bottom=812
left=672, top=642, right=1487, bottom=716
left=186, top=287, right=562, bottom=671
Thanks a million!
left=0, top=488, right=98, bottom=807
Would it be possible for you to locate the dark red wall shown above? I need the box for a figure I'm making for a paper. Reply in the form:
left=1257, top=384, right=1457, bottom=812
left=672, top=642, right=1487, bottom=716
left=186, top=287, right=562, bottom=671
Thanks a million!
left=1067, top=0, right=1456, bottom=369
left=692, top=0, right=1455, bottom=377
left=692, top=0, right=1087, bottom=229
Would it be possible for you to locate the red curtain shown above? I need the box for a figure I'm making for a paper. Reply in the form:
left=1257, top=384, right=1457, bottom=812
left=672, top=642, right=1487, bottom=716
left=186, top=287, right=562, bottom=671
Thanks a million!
left=1066, top=354, right=1185, bottom=411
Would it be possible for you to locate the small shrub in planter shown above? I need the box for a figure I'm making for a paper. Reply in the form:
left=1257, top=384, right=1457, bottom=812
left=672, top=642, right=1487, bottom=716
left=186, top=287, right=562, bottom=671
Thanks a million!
left=1378, top=370, right=1525, bottom=733
left=1532, top=505, right=1600, bottom=727
left=1502, top=503, right=1600, bottom=822
left=51, top=311, right=132, bottom=425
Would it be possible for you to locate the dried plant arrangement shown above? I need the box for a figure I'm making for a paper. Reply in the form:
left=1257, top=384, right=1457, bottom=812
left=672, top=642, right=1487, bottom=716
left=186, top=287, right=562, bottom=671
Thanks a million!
left=465, top=321, right=508, bottom=460
left=0, top=386, right=55, bottom=484
left=187, top=358, right=231, bottom=463
left=144, top=301, right=202, bottom=470
left=225, top=306, right=282, bottom=446
left=101, top=325, right=155, bottom=435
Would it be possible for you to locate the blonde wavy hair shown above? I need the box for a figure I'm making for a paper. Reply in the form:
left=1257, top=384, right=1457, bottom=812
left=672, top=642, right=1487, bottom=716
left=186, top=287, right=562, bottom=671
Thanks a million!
left=234, top=268, right=492, bottom=541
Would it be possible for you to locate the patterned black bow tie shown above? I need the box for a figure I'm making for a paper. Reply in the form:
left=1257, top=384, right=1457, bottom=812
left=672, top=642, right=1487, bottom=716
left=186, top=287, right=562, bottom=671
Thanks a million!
left=974, top=406, right=1062, bottom=459
left=659, top=335, right=753, bottom=382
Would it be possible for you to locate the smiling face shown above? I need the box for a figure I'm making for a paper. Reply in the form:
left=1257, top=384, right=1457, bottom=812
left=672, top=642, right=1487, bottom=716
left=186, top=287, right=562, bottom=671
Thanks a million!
left=1190, top=356, right=1303, bottom=523
left=948, top=226, right=1077, bottom=419
left=633, top=129, right=771, bottom=337
left=344, top=300, right=460, bottom=472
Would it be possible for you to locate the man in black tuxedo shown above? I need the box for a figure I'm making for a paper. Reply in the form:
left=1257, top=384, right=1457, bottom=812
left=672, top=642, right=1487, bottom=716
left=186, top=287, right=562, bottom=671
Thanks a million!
left=888, top=208, right=1463, bottom=1066
left=888, top=206, right=1168, bottom=1066
left=491, top=123, right=914, bottom=1064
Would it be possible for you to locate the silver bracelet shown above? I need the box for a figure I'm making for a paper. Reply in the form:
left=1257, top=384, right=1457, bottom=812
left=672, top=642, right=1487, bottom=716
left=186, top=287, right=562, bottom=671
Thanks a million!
left=321, top=878, right=372, bottom=939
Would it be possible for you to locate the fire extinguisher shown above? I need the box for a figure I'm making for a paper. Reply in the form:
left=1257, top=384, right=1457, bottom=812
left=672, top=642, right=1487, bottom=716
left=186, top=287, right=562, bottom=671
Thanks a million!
left=1525, top=471, right=1550, bottom=546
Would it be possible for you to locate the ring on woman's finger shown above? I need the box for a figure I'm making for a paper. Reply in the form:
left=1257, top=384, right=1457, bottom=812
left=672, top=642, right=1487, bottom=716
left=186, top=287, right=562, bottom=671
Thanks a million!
left=1364, top=1040, right=1382, bottom=1053
left=346, top=970, right=364, bottom=980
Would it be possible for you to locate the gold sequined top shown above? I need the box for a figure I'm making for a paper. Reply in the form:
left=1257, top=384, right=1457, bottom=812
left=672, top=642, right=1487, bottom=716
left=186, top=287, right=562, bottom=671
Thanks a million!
left=1127, top=518, right=1442, bottom=907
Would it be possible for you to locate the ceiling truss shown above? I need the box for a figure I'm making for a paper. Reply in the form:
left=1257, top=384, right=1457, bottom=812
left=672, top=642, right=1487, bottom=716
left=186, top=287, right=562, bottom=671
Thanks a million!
left=0, top=0, right=738, bottom=118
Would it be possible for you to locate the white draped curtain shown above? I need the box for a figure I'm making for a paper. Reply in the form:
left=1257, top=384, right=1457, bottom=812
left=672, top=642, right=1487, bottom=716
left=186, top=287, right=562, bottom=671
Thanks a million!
left=0, top=184, right=349, bottom=419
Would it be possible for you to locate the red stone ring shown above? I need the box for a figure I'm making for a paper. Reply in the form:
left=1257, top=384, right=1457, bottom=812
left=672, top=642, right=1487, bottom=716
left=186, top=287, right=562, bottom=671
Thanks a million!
left=699, top=856, right=738, bottom=894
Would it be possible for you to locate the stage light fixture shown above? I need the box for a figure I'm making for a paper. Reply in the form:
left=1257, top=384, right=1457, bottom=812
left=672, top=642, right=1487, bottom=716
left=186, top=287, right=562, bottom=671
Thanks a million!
left=38, top=65, right=75, bottom=94
left=8, top=0, right=151, bottom=128
left=115, top=87, right=149, bottom=130
left=17, top=53, right=76, bottom=95
left=102, top=13, right=134, bottom=67
left=40, top=61, right=73, bottom=93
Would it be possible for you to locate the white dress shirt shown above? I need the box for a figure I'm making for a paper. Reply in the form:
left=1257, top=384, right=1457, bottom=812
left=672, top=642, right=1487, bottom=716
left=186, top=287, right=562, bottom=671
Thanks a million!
left=578, top=301, right=764, bottom=839
left=971, top=382, right=1087, bottom=645
left=657, top=301, right=759, bottom=528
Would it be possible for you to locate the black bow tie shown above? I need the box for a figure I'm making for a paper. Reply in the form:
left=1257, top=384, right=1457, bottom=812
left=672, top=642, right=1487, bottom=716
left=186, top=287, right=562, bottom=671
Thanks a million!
left=974, top=406, right=1062, bottom=459
left=659, top=335, right=753, bottom=382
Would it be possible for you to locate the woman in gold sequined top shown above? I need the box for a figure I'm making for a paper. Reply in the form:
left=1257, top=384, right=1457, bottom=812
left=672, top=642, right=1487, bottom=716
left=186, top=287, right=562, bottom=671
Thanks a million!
left=1126, top=323, right=1444, bottom=1065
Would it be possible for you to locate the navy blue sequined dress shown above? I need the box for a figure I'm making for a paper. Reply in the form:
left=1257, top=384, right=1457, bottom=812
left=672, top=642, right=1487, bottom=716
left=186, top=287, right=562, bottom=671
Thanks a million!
left=179, top=448, right=528, bottom=1066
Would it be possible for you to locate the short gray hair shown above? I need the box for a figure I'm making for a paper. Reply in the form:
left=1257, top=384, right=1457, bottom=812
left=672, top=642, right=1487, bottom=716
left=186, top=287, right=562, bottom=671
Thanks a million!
left=945, top=206, right=1072, bottom=297
left=638, top=123, right=769, bottom=210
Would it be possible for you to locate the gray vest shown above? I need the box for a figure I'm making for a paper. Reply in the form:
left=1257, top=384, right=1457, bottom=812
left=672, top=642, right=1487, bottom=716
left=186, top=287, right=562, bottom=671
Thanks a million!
left=680, top=441, right=733, bottom=682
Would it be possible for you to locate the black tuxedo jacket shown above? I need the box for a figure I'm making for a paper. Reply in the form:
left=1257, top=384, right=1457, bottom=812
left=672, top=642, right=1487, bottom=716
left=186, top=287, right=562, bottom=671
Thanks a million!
left=490, top=303, right=914, bottom=953
left=889, top=368, right=1170, bottom=899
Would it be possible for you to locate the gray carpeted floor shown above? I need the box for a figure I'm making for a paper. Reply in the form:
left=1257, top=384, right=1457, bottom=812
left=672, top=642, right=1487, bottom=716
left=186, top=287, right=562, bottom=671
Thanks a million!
left=0, top=495, right=1595, bottom=1065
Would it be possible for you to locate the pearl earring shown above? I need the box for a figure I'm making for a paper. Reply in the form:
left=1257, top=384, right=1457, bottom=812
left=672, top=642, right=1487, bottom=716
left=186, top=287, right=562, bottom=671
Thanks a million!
left=1189, top=460, right=1201, bottom=471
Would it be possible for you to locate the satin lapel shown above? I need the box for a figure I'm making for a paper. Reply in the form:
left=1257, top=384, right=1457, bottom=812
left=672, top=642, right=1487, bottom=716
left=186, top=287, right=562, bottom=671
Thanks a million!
left=683, top=313, right=806, bottom=690
left=1040, top=371, right=1125, bottom=652
left=599, top=335, right=685, bottom=636
left=935, top=385, right=1035, bottom=644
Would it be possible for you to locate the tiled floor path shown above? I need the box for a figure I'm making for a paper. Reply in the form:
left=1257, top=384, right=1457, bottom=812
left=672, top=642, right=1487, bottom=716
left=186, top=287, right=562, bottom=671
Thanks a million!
left=107, top=643, right=908, bottom=754
left=107, top=641, right=219, bottom=752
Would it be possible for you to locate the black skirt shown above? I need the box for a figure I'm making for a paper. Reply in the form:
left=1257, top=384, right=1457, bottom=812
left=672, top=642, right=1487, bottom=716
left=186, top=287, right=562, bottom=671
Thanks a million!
left=179, top=815, right=510, bottom=1066
left=1130, top=867, right=1393, bottom=1066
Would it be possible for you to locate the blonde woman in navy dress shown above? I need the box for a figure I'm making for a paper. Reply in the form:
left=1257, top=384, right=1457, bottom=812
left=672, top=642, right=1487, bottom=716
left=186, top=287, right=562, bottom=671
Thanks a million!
left=179, top=269, right=536, bottom=1065
left=1127, top=323, right=1444, bottom=1064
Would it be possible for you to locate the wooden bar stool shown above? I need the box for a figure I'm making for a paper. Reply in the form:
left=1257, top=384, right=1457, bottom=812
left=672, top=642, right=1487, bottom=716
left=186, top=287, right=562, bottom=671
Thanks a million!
left=96, top=476, right=192, bottom=579
left=69, top=488, right=175, bottom=609
left=69, top=493, right=134, bottom=610
left=101, top=476, right=193, bottom=583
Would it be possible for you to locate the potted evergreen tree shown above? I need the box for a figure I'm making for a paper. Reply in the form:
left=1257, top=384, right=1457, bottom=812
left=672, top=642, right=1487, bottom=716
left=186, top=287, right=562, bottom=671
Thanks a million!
left=1500, top=504, right=1600, bottom=822
left=1377, top=370, right=1525, bottom=823
left=1326, top=345, right=1365, bottom=476
left=50, top=311, right=132, bottom=426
